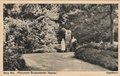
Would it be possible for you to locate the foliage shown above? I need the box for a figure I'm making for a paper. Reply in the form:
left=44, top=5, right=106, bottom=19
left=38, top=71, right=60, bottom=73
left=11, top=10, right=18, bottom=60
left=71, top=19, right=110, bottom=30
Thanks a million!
left=75, top=42, right=118, bottom=71
left=4, top=4, right=118, bottom=45
left=4, top=4, right=60, bottom=52
left=3, top=4, right=118, bottom=70
left=3, top=45, right=27, bottom=71
left=61, top=4, right=118, bottom=44
left=82, top=42, right=118, bottom=52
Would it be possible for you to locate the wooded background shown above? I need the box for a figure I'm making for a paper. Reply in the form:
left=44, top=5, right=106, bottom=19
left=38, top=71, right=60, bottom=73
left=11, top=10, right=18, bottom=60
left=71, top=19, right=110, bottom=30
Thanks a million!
left=4, top=4, right=118, bottom=52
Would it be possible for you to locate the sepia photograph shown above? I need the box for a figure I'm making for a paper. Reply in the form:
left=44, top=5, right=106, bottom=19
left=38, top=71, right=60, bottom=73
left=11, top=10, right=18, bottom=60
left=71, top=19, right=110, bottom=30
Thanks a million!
left=3, top=3, right=118, bottom=72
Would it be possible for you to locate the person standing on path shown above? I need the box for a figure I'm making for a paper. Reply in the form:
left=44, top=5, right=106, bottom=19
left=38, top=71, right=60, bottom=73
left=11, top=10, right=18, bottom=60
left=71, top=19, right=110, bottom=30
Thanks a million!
left=70, top=36, right=77, bottom=51
left=58, top=27, right=72, bottom=52
left=65, top=29, right=71, bottom=52
left=61, top=38, right=66, bottom=52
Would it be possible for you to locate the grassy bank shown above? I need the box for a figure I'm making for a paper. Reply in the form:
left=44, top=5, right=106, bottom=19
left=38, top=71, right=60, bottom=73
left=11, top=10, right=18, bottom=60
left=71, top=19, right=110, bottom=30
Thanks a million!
left=74, top=42, right=118, bottom=71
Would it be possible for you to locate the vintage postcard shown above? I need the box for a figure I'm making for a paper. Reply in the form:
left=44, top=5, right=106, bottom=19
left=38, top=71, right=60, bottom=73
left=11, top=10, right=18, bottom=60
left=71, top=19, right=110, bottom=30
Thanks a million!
left=0, top=0, right=120, bottom=76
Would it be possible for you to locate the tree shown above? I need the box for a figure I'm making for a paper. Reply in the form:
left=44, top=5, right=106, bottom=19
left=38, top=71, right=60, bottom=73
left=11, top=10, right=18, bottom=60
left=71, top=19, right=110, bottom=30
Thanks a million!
left=4, top=4, right=60, bottom=52
left=64, top=4, right=118, bottom=44
left=109, top=4, right=114, bottom=44
left=109, top=4, right=118, bottom=44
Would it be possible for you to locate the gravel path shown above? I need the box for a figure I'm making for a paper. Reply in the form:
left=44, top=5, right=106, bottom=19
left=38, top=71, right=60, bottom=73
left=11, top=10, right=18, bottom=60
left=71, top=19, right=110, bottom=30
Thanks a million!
left=22, top=52, right=109, bottom=71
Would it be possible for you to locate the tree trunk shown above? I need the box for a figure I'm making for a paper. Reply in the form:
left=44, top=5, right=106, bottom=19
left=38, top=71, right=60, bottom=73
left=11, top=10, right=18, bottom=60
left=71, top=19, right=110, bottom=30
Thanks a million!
left=110, top=5, right=114, bottom=44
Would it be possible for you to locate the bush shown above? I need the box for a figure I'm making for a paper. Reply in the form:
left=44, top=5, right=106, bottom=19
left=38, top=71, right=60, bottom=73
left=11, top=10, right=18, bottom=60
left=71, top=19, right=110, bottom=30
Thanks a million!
left=4, top=16, right=59, bottom=53
left=32, top=48, right=57, bottom=53
left=82, top=42, right=118, bottom=52
left=3, top=46, right=27, bottom=71
left=75, top=46, right=118, bottom=71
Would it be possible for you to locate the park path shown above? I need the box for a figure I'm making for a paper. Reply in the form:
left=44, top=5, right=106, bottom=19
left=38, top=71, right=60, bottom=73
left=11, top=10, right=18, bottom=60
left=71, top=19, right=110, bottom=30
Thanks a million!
left=22, top=52, right=109, bottom=71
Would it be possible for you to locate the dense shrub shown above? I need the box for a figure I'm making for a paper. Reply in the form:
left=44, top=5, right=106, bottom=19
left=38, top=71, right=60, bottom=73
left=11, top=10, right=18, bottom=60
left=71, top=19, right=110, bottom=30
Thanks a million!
left=74, top=42, right=118, bottom=71
left=3, top=46, right=27, bottom=71
left=68, top=6, right=118, bottom=44
left=82, top=42, right=118, bottom=52
left=4, top=17, right=59, bottom=53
